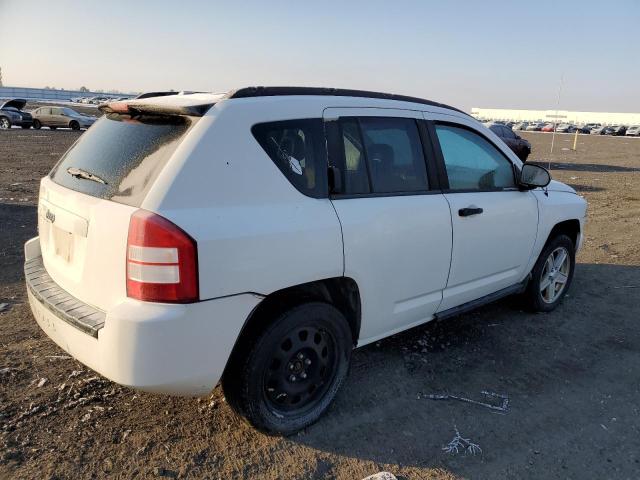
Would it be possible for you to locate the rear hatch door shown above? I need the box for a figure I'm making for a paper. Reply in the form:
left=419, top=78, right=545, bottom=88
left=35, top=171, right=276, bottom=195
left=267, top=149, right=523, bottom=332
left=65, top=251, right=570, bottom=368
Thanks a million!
left=39, top=111, right=200, bottom=311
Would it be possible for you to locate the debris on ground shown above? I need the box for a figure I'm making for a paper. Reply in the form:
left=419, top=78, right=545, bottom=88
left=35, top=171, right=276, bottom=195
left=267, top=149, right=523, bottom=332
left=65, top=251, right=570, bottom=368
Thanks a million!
left=443, top=426, right=482, bottom=455
left=2, top=373, right=121, bottom=432
left=362, top=472, right=397, bottom=480
left=421, top=390, right=509, bottom=413
left=0, top=303, right=10, bottom=313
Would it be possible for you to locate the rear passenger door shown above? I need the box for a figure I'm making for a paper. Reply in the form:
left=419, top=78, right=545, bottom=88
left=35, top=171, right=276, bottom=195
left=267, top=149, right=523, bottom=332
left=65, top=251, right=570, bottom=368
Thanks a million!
left=51, top=108, right=65, bottom=127
left=323, top=108, right=452, bottom=343
left=426, top=115, right=538, bottom=311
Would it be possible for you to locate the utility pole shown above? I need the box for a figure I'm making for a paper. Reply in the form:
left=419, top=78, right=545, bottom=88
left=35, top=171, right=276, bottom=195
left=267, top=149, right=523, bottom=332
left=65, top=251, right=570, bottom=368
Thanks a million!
left=0, top=67, right=3, bottom=87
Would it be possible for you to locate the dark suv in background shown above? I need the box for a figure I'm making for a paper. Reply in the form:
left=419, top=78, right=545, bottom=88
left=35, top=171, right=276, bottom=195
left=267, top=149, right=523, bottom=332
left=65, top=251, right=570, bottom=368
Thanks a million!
left=0, top=99, right=33, bottom=129
left=488, top=123, right=531, bottom=161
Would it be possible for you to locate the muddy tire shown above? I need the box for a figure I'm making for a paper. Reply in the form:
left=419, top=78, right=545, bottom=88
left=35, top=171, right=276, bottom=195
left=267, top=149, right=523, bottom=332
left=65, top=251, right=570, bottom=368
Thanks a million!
left=223, top=302, right=352, bottom=435
left=524, top=234, right=575, bottom=312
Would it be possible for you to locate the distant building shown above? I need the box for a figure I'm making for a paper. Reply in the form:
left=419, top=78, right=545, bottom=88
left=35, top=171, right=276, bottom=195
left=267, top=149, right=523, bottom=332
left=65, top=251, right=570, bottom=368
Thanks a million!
left=470, top=107, right=640, bottom=126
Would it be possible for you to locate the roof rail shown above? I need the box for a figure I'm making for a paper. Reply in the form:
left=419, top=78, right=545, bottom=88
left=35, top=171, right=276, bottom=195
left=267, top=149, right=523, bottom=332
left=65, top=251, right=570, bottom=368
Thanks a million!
left=225, top=86, right=468, bottom=116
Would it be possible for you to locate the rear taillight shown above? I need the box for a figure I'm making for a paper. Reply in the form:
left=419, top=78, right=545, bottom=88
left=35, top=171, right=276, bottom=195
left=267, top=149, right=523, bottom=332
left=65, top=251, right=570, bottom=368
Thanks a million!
left=126, top=210, right=198, bottom=303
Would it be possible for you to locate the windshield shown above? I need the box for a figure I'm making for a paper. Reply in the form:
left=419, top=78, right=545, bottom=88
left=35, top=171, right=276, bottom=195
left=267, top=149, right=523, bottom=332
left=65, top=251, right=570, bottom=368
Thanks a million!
left=50, top=113, right=198, bottom=207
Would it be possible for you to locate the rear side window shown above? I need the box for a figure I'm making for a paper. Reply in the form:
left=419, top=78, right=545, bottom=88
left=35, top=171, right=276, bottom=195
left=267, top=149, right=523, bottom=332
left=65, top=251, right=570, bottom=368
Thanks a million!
left=331, top=117, right=429, bottom=195
left=360, top=117, right=428, bottom=193
left=50, top=114, right=197, bottom=207
left=435, top=124, right=516, bottom=191
left=252, top=119, right=327, bottom=198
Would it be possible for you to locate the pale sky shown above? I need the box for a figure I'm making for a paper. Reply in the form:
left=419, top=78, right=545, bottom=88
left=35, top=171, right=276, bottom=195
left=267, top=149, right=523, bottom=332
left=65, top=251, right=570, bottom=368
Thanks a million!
left=1, top=0, right=639, bottom=112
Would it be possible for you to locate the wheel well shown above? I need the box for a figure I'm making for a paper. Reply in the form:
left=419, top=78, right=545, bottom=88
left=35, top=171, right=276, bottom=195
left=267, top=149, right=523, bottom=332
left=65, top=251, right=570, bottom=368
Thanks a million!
left=223, top=278, right=361, bottom=377
left=547, top=219, right=580, bottom=247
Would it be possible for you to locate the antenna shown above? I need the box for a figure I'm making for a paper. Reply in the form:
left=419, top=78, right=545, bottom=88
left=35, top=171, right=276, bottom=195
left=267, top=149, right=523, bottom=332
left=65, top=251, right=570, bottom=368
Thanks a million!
left=549, top=73, right=563, bottom=170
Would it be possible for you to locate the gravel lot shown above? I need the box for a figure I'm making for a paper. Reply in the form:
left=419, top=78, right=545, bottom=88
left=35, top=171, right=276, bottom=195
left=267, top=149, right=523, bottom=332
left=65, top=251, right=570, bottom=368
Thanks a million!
left=1, top=128, right=639, bottom=479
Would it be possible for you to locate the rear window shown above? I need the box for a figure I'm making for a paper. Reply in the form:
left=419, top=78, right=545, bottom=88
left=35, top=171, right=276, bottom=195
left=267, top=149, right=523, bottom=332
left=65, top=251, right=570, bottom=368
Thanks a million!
left=50, top=113, right=197, bottom=206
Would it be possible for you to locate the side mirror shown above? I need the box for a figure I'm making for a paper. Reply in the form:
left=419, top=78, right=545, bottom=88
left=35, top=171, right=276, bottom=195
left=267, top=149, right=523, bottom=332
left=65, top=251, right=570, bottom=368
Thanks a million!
left=519, top=164, right=551, bottom=188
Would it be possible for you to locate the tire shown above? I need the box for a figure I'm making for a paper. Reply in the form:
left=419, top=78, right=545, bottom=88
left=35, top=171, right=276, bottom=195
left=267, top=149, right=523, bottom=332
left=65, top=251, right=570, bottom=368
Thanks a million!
left=524, top=234, right=575, bottom=312
left=0, top=117, right=11, bottom=130
left=33, top=119, right=42, bottom=130
left=223, top=302, right=352, bottom=435
left=70, top=120, right=80, bottom=131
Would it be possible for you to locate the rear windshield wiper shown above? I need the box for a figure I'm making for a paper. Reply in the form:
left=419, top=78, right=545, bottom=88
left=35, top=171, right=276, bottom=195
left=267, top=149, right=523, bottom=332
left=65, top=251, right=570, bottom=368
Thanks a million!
left=66, top=167, right=108, bottom=185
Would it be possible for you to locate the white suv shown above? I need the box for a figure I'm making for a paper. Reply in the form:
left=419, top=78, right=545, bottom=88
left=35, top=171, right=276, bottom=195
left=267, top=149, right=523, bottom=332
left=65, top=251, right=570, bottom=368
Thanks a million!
left=25, top=87, right=587, bottom=434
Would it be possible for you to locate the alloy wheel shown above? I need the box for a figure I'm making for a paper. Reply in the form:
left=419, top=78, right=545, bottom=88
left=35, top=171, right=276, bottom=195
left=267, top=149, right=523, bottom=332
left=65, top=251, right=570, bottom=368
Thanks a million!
left=540, top=246, right=571, bottom=303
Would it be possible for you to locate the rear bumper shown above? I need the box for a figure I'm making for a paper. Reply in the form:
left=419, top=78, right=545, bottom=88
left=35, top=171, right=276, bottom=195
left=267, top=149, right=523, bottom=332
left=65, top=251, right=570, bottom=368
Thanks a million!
left=24, top=236, right=262, bottom=396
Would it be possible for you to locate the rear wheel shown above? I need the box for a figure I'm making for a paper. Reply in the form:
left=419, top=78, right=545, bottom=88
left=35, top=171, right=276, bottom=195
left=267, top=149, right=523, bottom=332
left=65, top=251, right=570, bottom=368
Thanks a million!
left=33, top=119, right=42, bottom=130
left=223, top=302, right=352, bottom=435
left=524, top=234, right=575, bottom=312
left=0, top=117, right=10, bottom=129
left=70, top=120, right=80, bottom=130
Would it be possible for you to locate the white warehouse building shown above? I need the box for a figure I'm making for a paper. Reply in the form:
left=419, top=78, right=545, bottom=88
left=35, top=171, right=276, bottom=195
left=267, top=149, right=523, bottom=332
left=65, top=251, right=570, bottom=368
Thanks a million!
left=470, top=107, right=640, bottom=126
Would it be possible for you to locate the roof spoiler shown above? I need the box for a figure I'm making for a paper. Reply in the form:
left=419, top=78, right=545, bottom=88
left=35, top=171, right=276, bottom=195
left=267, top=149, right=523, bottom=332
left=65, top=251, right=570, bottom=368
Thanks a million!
left=98, top=99, right=214, bottom=117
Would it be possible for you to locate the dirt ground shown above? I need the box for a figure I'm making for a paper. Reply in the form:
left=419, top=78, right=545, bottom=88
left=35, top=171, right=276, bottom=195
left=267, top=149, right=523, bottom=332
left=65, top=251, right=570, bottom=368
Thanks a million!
left=1, top=128, right=639, bottom=480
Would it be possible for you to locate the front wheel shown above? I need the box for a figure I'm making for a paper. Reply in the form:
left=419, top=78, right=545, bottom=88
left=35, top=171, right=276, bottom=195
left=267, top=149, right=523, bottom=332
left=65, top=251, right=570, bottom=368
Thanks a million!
left=524, top=234, right=575, bottom=312
left=70, top=120, right=80, bottom=130
left=223, top=302, right=352, bottom=435
left=0, top=117, right=11, bottom=129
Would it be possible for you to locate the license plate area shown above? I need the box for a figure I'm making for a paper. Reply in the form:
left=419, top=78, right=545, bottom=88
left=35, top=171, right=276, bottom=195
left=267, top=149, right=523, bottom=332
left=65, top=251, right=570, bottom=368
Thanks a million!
left=52, top=225, right=74, bottom=262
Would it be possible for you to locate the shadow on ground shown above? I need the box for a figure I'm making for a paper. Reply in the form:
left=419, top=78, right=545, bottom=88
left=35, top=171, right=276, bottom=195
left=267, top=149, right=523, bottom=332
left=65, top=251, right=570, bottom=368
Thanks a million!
left=292, top=263, right=640, bottom=478
left=532, top=161, right=640, bottom=173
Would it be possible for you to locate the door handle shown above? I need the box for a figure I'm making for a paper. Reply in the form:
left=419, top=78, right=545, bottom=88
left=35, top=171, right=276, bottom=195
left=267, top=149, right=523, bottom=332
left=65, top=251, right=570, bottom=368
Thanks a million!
left=458, top=207, right=483, bottom=217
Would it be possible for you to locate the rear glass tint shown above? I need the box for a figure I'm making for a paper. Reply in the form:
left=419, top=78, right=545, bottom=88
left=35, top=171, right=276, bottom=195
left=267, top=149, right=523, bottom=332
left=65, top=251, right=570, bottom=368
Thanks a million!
left=50, top=114, right=197, bottom=206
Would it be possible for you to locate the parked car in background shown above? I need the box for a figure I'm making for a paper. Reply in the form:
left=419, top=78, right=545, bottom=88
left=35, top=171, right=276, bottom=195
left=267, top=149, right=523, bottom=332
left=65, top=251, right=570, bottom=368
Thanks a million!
left=0, top=99, right=33, bottom=129
left=555, top=124, right=577, bottom=133
left=488, top=123, right=532, bottom=161
left=608, top=125, right=627, bottom=136
left=23, top=87, right=586, bottom=435
left=88, top=96, right=110, bottom=105
left=591, top=125, right=609, bottom=135
left=625, top=125, right=640, bottom=136
left=513, top=122, right=529, bottom=131
left=526, top=122, right=545, bottom=131
left=577, top=124, right=596, bottom=134
left=31, top=107, right=97, bottom=130
left=541, top=124, right=555, bottom=132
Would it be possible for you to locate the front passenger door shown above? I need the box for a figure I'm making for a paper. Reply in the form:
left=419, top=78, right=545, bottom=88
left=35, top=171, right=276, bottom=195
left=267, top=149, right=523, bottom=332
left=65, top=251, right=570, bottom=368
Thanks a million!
left=429, top=120, right=539, bottom=312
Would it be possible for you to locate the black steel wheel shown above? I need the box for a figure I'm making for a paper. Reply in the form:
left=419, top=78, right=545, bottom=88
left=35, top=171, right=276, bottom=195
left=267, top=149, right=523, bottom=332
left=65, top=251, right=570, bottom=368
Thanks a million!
left=223, top=302, right=352, bottom=435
